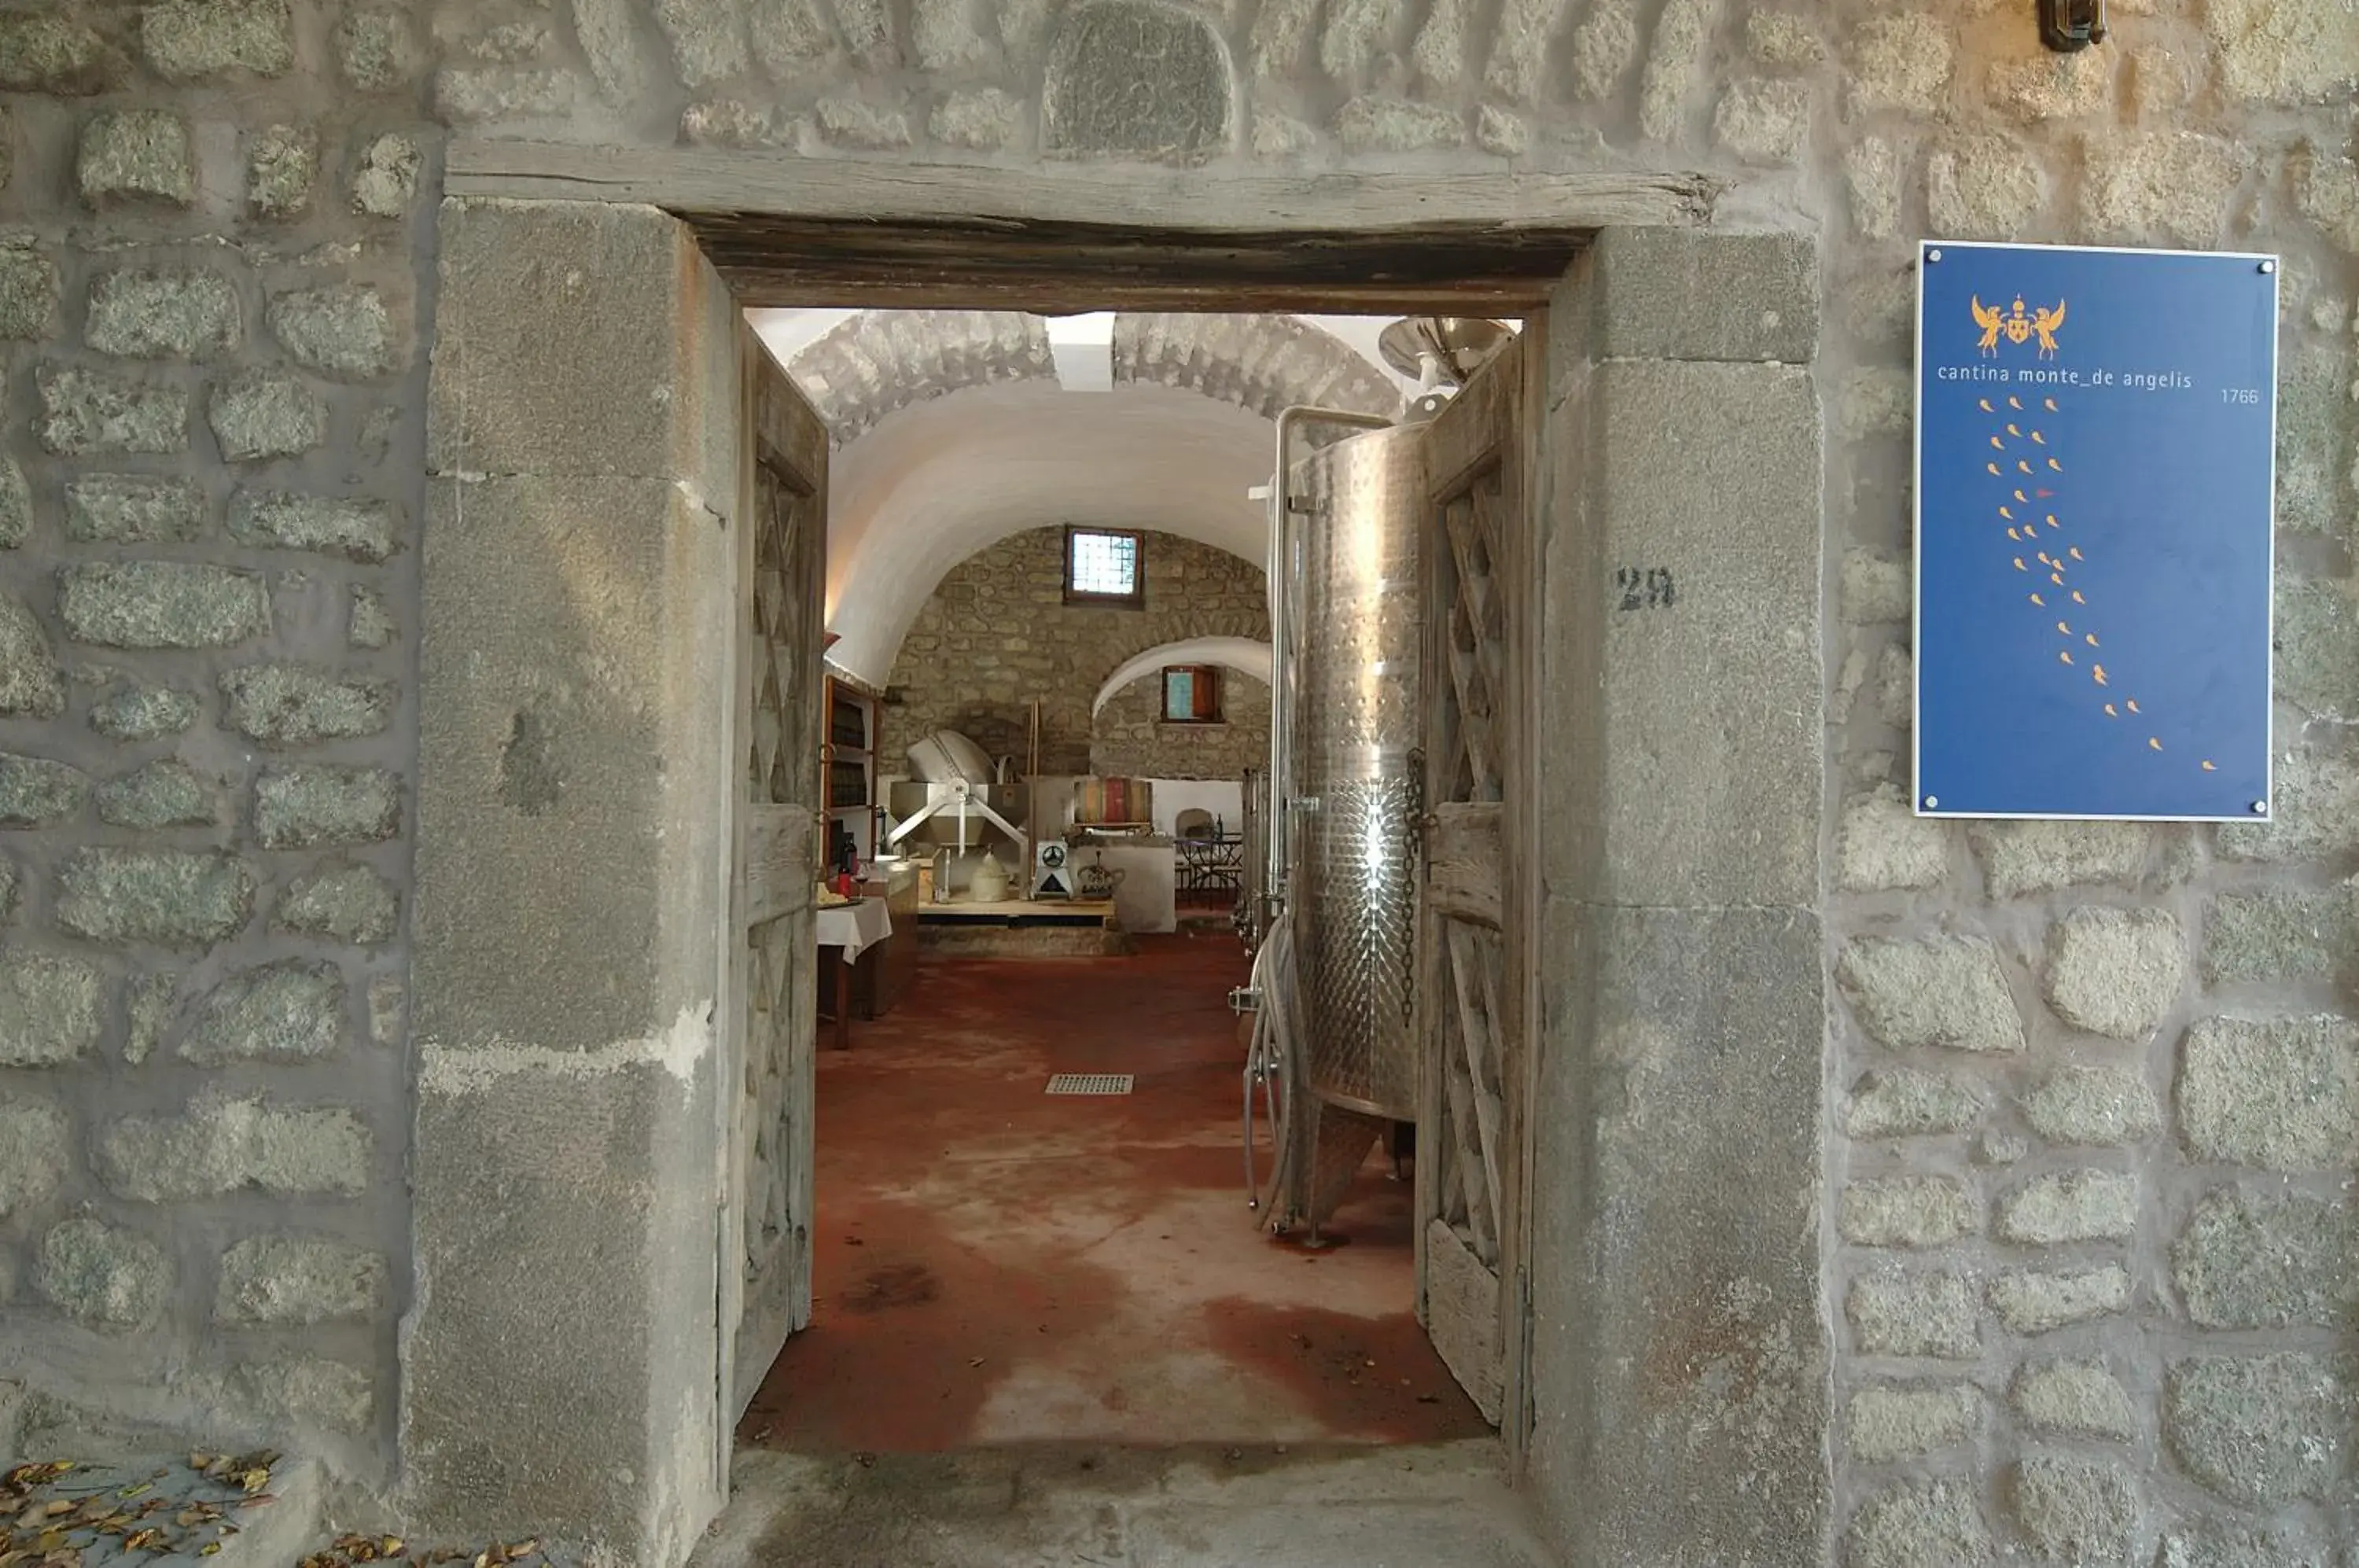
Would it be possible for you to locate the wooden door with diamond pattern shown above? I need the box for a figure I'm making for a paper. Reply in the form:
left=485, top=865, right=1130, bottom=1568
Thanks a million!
left=1413, top=330, right=1536, bottom=1452
left=721, top=324, right=827, bottom=1421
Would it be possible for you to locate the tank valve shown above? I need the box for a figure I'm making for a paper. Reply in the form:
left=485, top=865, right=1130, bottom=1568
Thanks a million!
left=1229, top=985, right=1261, bottom=1014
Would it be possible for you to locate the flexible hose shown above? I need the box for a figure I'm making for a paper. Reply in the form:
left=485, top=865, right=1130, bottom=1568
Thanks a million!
left=1242, top=919, right=1301, bottom=1227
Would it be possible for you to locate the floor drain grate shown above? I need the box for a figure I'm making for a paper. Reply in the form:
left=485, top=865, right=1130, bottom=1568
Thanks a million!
left=1046, top=1073, right=1134, bottom=1095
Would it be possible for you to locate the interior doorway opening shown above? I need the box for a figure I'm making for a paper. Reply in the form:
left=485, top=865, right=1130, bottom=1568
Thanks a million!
left=721, top=304, right=1527, bottom=1463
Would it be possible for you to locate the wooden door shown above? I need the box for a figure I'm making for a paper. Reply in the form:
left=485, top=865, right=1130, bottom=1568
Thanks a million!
left=721, top=322, right=829, bottom=1422
left=1413, top=329, right=1537, bottom=1452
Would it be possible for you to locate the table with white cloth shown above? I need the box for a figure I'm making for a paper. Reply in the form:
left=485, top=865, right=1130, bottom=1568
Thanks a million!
left=815, top=896, right=892, bottom=1050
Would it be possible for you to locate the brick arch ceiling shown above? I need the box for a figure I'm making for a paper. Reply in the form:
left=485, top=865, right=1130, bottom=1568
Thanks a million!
left=779, top=310, right=1407, bottom=686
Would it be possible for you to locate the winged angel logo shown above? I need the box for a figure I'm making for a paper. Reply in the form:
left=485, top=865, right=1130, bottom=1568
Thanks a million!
left=1973, top=294, right=2066, bottom=359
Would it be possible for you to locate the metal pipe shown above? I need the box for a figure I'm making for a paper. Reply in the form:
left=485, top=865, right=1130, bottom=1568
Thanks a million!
left=1266, top=406, right=1393, bottom=926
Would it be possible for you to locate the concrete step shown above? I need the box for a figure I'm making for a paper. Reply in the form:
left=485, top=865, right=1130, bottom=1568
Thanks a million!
left=693, top=1441, right=1559, bottom=1568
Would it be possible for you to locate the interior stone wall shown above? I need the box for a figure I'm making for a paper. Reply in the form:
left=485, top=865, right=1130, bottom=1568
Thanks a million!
left=0, top=1, right=2348, bottom=1564
left=881, top=525, right=1268, bottom=778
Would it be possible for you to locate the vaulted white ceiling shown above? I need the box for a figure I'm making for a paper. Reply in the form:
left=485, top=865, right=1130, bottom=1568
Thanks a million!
left=748, top=310, right=1419, bottom=686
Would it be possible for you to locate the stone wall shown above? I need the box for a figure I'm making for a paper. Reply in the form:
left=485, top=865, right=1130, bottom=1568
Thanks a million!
left=1089, top=668, right=1271, bottom=781
left=0, top=0, right=2348, bottom=1562
left=881, top=525, right=1268, bottom=780
left=0, top=0, right=425, bottom=1481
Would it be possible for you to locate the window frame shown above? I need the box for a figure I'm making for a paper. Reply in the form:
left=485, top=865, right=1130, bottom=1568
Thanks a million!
left=1063, top=525, right=1146, bottom=608
left=1160, top=664, right=1224, bottom=725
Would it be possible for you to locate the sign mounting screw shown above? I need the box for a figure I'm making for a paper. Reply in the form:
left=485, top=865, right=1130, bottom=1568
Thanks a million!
left=1926, top=248, right=1943, bottom=264
left=1923, top=795, right=1940, bottom=810
left=2250, top=800, right=2268, bottom=815
left=2258, top=259, right=2276, bottom=274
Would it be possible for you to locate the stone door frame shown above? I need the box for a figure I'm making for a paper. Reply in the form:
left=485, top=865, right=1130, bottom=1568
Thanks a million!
left=412, top=182, right=1831, bottom=1568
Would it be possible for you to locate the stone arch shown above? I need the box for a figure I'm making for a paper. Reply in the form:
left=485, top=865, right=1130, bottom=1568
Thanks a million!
left=787, top=310, right=1054, bottom=447
left=787, top=309, right=1400, bottom=450
left=1091, top=635, right=1274, bottom=714
left=1113, top=313, right=1399, bottom=420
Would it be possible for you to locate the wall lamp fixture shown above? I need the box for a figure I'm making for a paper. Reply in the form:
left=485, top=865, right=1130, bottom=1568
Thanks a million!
left=2040, top=0, right=2106, bottom=51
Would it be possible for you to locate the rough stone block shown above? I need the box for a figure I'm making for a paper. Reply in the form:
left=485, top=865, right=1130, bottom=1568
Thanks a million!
left=0, top=1096, right=69, bottom=1219
left=1844, top=13, right=1952, bottom=116
left=53, top=849, right=253, bottom=947
left=1842, top=1069, right=1985, bottom=1139
left=245, top=123, right=315, bottom=218
left=141, top=0, right=292, bottom=79
left=2206, top=0, right=2359, bottom=102
left=220, top=664, right=395, bottom=748
left=2274, top=577, right=2357, bottom=722
left=336, top=6, right=419, bottom=89
left=0, top=755, right=89, bottom=827
left=812, top=95, right=912, bottom=151
left=1844, top=137, right=1901, bottom=241
left=58, top=562, right=267, bottom=648
left=124, top=974, right=175, bottom=1065
left=179, top=961, right=342, bottom=1065
left=2177, top=1014, right=2357, bottom=1170
left=746, top=0, right=830, bottom=81
left=95, top=760, right=214, bottom=829
left=2042, top=906, right=2184, bottom=1039
left=1847, top=1383, right=1978, bottom=1463
left=430, top=201, right=735, bottom=495
left=0, top=597, right=64, bottom=719
left=2199, top=886, right=2350, bottom=985
left=1836, top=785, right=1949, bottom=891
left=351, top=133, right=421, bottom=219
left=75, top=112, right=196, bottom=207
left=0, top=954, right=103, bottom=1066
left=2273, top=345, right=2353, bottom=537
left=208, top=374, right=322, bottom=461
left=2080, top=132, right=2254, bottom=247
left=267, top=287, right=396, bottom=379
left=2217, top=742, right=2359, bottom=863
left=254, top=767, right=401, bottom=848
left=0, top=247, right=59, bottom=339
left=1969, top=819, right=2151, bottom=897
left=0, top=460, right=27, bottom=548
left=95, top=1095, right=370, bottom=1199
left=1713, top=79, right=1811, bottom=164
left=0, top=13, right=130, bottom=93
left=432, top=67, right=584, bottom=123
left=651, top=0, right=750, bottom=86
left=1043, top=2, right=1232, bottom=164
left=2154, top=1523, right=2336, bottom=1568
left=1996, top=1169, right=2138, bottom=1244
left=1839, top=1177, right=1979, bottom=1247
left=1839, top=936, right=2025, bottom=1054
left=910, top=0, right=984, bottom=70
left=2008, top=1456, right=2139, bottom=1565
left=1564, top=0, right=1637, bottom=101
left=2164, top=1353, right=2357, bottom=1506
left=1847, top=1269, right=1978, bottom=1358
left=89, top=684, right=197, bottom=741
left=929, top=88, right=1025, bottom=150
left=64, top=477, right=205, bottom=543
left=1586, top=228, right=1817, bottom=364
left=1846, top=1479, right=1989, bottom=1568
left=2013, top=1360, right=2138, bottom=1440
left=1927, top=133, right=2048, bottom=240
left=349, top=589, right=396, bottom=650
left=35, top=1218, right=170, bottom=1330
left=37, top=368, right=188, bottom=455
left=87, top=270, right=241, bottom=360
left=232, top=1358, right=373, bottom=1432
left=274, top=863, right=398, bottom=944
left=1333, top=96, right=1463, bottom=153
left=2173, top=1190, right=2358, bottom=1329
left=226, top=492, right=397, bottom=561
left=215, top=1235, right=384, bottom=1325
left=2020, top=1065, right=2162, bottom=1147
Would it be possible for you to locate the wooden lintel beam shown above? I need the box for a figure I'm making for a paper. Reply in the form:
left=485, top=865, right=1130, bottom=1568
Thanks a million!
left=445, top=140, right=1721, bottom=237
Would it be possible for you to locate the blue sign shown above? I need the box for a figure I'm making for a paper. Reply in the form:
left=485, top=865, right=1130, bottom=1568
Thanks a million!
left=1914, top=240, right=2278, bottom=822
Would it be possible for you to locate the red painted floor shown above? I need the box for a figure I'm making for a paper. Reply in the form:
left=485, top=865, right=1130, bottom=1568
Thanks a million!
left=738, top=932, right=1489, bottom=1453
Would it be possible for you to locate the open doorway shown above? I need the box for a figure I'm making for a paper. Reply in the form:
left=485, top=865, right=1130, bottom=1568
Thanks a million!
left=725, top=307, right=1523, bottom=1458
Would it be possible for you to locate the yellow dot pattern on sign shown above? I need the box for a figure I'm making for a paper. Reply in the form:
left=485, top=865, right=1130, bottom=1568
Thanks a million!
left=1972, top=394, right=2217, bottom=780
